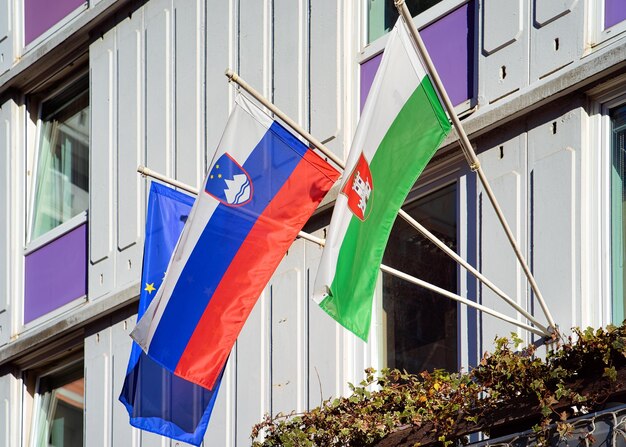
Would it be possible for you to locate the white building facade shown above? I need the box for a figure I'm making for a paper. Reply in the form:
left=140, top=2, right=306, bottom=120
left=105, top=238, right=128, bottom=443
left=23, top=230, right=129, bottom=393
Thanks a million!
left=0, top=0, right=625, bottom=445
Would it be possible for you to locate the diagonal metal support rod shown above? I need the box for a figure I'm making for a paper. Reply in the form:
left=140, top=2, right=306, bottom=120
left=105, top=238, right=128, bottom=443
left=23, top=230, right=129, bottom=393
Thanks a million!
left=137, top=165, right=549, bottom=338
left=224, top=69, right=550, bottom=335
left=393, top=0, right=556, bottom=333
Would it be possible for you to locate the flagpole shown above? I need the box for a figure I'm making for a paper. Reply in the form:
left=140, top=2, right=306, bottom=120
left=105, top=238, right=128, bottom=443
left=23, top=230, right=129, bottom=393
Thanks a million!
left=379, top=265, right=546, bottom=338
left=224, top=70, right=549, bottom=335
left=136, top=166, right=549, bottom=338
left=393, top=0, right=556, bottom=333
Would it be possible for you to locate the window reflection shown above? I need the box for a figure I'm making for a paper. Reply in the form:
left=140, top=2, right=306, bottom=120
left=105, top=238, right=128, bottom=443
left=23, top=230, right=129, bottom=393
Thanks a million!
left=30, top=360, right=84, bottom=447
left=611, top=105, right=626, bottom=324
left=382, top=183, right=457, bottom=373
left=30, top=78, right=89, bottom=241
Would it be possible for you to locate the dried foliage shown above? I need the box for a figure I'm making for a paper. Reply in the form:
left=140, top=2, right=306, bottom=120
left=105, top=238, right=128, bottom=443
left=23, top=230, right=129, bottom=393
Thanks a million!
left=251, top=324, right=626, bottom=447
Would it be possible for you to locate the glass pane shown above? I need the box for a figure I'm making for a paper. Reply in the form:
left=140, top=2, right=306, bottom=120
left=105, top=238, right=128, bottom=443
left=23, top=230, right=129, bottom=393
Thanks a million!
left=33, top=362, right=84, bottom=447
left=368, top=0, right=444, bottom=42
left=31, top=85, right=89, bottom=241
left=611, top=105, right=626, bottom=324
left=382, top=184, right=457, bottom=373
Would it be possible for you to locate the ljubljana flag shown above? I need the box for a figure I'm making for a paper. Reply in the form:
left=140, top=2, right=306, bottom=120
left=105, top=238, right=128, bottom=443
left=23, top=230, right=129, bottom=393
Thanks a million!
left=131, top=94, right=339, bottom=390
left=313, top=17, right=451, bottom=341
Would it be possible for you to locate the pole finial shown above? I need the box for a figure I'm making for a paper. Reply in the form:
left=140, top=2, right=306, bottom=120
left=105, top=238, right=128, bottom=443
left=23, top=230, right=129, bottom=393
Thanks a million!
left=224, top=68, right=237, bottom=83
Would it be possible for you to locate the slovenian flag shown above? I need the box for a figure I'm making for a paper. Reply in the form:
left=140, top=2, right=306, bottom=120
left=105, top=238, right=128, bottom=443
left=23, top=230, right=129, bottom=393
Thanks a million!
left=131, top=94, right=340, bottom=390
left=119, top=182, right=223, bottom=446
left=313, top=17, right=451, bottom=341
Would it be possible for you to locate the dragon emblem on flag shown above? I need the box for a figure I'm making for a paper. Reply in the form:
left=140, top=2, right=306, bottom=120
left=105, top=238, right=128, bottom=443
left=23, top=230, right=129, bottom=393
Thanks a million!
left=205, top=153, right=253, bottom=206
left=342, top=152, right=373, bottom=221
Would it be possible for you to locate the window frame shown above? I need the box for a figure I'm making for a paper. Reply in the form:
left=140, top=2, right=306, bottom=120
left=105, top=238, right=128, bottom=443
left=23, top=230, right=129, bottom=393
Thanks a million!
left=587, top=0, right=626, bottom=50
left=25, top=72, right=89, bottom=253
left=29, top=359, right=84, bottom=447
left=21, top=71, right=90, bottom=333
left=20, top=335, right=84, bottom=447
left=602, top=94, right=626, bottom=326
left=370, top=155, right=468, bottom=373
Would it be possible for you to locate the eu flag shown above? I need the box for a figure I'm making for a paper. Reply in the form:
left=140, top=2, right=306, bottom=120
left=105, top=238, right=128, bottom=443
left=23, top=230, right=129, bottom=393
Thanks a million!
left=119, top=181, right=223, bottom=446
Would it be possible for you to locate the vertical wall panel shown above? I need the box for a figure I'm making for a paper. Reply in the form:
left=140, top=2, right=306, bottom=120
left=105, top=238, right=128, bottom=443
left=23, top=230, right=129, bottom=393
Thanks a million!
left=0, top=376, right=7, bottom=447
left=0, top=373, right=17, bottom=447
left=235, top=3, right=271, bottom=444
left=145, top=0, right=173, bottom=178
left=271, top=240, right=306, bottom=416
left=481, top=0, right=528, bottom=103
left=204, top=2, right=236, bottom=430
left=239, top=0, right=268, bottom=94
left=534, top=0, right=578, bottom=26
left=236, top=289, right=270, bottom=447
left=0, top=106, right=8, bottom=346
left=477, top=131, right=527, bottom=349
left=306, top=230, right=343, bottom=408
left=203, top=358, right=235, bottom=446
left=90, top=30, right=116, bottom=299
left=111, top=316, right=141, bottom=447
left=174, top=0, right=203, bottom=188
left=531, top=150, right=576, bottom=331
left=0, top=106, right=10, bottom=315
left=140, top=425, right=170, bottom=445
left=0, top=0, right=12, bottom=75
left=528, top=103, right=583, bottom=334
left=530, top=0, right=583, bottom=80
left=205, top=0, right=233, bottom=162
left=0, top=0, right=9, bottom=44
left=85, top=327, right=112, bottom=447
left=273, top=0, right=306, bottom=125
left=310, top=0, right=341, bottom=155
left=116, top=13, right=144, bottom=289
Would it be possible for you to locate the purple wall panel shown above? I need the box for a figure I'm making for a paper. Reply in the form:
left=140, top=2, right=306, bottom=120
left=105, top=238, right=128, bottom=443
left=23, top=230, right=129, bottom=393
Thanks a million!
left=605, top=0, right=626, bottom=30
left=421, top=2, right=473, bottom=106
left=360, top=2, right=474, bottom=108
left=24, top=224, right=87, bottom=324
left=360, top=53, right=383, bottom=111
left=24, top=0, right=86, bottom=45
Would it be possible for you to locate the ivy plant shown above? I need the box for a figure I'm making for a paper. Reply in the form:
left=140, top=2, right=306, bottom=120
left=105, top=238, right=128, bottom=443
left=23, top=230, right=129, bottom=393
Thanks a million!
left=251, top=324, right=626, bottom=447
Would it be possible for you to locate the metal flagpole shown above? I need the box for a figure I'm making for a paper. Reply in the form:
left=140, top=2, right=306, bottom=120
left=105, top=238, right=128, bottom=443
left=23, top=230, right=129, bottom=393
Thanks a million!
left=393, top=0, right=557, bottom=333
left=224, top=69, right=549, bottom=334
left=136, top=166, right=549, bottom=338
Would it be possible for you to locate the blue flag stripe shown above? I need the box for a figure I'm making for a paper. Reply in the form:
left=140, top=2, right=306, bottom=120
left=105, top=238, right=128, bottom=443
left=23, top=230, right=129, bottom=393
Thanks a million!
left=147, top=121, right=307, bottom=371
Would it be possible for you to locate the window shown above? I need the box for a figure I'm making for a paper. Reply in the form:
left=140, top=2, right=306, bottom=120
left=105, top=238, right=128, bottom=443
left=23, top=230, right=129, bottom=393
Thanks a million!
left=30, top=77, right=89, bottom=242
left=362, top=0, right=475, bottom=109
left=23, top=76, right=89, bottom=326
left=368, top=0, right=444, bottom=42
left=382, top=184, right=457, bottom=373
left=611, top=104, right=626, bottom=324
left=591, top=0, right=626, bottom=47
left=24, top=353, right=84, bottom=447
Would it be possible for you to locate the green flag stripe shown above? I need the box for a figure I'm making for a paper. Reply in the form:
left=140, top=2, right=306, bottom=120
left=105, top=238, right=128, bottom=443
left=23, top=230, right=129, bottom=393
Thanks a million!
left=319, top=76, right=450, bottom=340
